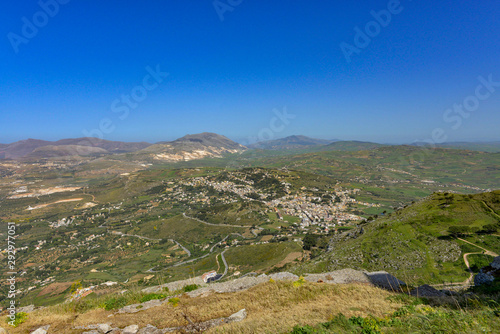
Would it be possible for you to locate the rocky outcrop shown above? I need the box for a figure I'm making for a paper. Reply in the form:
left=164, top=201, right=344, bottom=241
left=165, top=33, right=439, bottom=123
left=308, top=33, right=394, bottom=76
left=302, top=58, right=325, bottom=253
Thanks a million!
left=30, top=326, right=50, bottom=334
left=474, top=256, right=500, bottom=286
left=366, top=271, right=406, bottom=292
left=409, top=284, right=446, bottom=297
left=78, top=309, right=247, bottom=333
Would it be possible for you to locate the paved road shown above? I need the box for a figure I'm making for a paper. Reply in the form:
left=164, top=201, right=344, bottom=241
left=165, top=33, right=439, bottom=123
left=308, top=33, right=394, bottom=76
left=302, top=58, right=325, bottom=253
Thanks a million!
left=150, top=233, right=233, bottom=272
left=220, top=249, right=228, bottom=277
left=168, top=239, right=191, bottom=257
left=210, top=235, right=230, bottom=252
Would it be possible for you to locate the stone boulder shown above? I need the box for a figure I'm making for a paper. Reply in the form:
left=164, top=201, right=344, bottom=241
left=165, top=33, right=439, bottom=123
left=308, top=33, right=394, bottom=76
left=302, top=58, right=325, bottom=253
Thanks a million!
left=474, top=256, right=500, bottom=286
left=409, top=284, right=446, bottom=297
left=31, top=326, right=50, bottom=334
left=122, top=324, right=139, bottom=334
left=366, top=271, right=406, bottom=291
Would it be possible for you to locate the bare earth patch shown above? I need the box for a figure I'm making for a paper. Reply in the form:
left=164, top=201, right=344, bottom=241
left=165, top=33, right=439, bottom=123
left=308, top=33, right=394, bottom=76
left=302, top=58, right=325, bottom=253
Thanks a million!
left=274, top=251, right=303, bottom=268
left=37, top=282, right=73, bottom=297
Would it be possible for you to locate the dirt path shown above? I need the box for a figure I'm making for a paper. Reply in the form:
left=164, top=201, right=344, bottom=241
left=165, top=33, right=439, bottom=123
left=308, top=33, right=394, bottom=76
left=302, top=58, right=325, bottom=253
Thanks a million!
left=431, top=252, right=482, bottom=288
left=27, top=198, right=83, bottom=210
left=463, top=252, right=482, bottom=285
left=457, top=238, right=499, bottom=256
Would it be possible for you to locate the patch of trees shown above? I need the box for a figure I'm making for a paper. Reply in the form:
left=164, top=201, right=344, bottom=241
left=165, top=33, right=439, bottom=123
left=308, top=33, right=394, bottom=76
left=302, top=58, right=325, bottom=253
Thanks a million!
left=448, top=223, right=500, bottom=236
left=259, top=229, right=278, bottom=236
left=302, top=233, right=329, bottom=251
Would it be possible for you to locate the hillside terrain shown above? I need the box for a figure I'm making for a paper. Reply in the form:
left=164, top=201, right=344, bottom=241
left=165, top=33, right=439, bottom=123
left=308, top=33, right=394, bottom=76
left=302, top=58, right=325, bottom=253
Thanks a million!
left=1, top=134, right=500, bottom=332
left=294, top=191, right=500, bottom=285
left=0, top=138, right=151, bottom=159
left=412, top=141, right=500, bottom=153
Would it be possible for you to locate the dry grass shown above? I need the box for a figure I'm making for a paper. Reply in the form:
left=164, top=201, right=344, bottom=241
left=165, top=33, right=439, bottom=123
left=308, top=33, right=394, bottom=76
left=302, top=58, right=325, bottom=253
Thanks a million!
left=4, top=281, right=401, bottom=334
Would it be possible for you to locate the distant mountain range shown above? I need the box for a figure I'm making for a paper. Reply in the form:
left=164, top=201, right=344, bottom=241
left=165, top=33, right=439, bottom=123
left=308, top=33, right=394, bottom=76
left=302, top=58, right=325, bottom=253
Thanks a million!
left=0, top=138, right=152, bottom=159
left=0, top=133, right=247, bottom=161
left=321, top=140, right=385, bottom=151
left=247, top=135, right=335, bottom=150
left=411, top=141, right=500, bottom=153
left=1, top=133, right=498, bottom=160
left=134, top=132, right=247, bottom=162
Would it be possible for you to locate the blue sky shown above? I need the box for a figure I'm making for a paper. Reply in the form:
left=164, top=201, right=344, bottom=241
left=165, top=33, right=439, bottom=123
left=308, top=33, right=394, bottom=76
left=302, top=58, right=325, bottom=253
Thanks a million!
left=0, top=0, right=499, bottom=144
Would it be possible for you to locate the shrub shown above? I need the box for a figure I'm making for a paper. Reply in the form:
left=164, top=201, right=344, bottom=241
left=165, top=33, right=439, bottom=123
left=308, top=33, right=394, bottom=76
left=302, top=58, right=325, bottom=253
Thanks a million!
left=183, top=284, right=199, bottom=292
left=8, top=312, right=27, bottom=327
left=293, top=277, right=306, bottom=288
left=103, top=296, right=128, bottom=311
left=168, top=297, right=180, bottom=307
left=139, top=293, right=166, bottom=303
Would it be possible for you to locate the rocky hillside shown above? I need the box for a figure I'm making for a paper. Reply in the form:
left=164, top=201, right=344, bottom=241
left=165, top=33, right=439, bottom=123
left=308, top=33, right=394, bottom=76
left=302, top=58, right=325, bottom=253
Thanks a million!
left=2, top=267, right=500, bottom=333
left=293, top=190, right=500, bottom=285
left=136, top=132, right=247, bottom=162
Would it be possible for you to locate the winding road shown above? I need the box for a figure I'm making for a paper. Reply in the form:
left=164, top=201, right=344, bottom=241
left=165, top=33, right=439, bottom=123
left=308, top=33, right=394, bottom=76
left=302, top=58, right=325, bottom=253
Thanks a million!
left=220, top=249, right=228, bottom=278
left=432, top=238, right=498, bottom=288
left=168, top=239, right=191, bottom=257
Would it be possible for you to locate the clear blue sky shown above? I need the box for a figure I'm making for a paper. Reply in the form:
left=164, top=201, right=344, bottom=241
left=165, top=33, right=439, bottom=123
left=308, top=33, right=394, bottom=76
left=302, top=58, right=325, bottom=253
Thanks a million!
left=1, top=0, right=499, bottom=144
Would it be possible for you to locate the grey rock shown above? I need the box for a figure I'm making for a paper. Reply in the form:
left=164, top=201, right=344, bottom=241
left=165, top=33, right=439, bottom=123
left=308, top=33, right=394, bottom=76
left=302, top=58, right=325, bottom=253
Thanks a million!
left=97, top=323, right=113, bottom=333
left=269, top=272, right=298, bottom=280
left=18, top=304, right=36, bottom=314
left=410, top=284, right=445, bottom=297
left=226, top=309, right=247, bottom=323
left=474, top=256, right=500, bottom=286
left=118, top=299, right=163, bottom=314
left=491, top=256, right=500, bottom=270
left=138, top=325, right=161, bottom=334
left=82, top=331, right=100, bottom=334
left=31, top=327, right=49, bottom=334
left=305, top=269, right=371, bottom=284
left=366, top=271, right=406, bottom=291
left=123, top=324, right=139, bottom=334
left=0, top=327, right=9, bottom=334
left=474, top=271, right=495, bottom=286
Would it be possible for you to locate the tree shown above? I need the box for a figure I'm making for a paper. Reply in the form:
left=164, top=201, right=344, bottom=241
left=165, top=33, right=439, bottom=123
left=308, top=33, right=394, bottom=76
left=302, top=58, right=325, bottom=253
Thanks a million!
left=481, top=224, right=498, bottom=234
left=302, top=234, right=318, bottom=251
left=448, top=225, right=471, bottom=236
